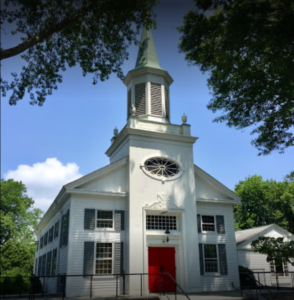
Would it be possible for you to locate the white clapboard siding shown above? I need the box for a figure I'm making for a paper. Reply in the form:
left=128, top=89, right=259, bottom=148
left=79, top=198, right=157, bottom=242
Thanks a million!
left=66, top=194, right=126, bottom=297
left=197, top=202, right=240, bottom=291
left=237, top=250, right=294, bottom=287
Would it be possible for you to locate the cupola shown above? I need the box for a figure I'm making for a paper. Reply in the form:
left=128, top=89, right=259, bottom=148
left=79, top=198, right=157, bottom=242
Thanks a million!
left=124, top=27, right=173, bottom=124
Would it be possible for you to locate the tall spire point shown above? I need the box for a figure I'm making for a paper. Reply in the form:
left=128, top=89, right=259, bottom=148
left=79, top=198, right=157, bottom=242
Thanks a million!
left=134, top=27, right=162, bottom=70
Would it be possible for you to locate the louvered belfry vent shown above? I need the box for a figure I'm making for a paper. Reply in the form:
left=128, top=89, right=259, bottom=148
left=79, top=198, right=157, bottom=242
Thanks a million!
left=127, top=88, right=131, bottom=118
left=151, top=82, right=162, bottom=116
left=165, top=88, right=170, bottom=120
left=135, top=83, right=146, bottom=115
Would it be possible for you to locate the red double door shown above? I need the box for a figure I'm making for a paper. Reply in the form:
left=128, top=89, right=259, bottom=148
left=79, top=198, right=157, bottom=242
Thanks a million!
left=148, top=247, right=176, bottom=293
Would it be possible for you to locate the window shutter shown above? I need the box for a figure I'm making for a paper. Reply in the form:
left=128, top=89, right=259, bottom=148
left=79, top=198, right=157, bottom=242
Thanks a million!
left=38, top=256, right=42, bottom=276
left=114, top=242, right=124, bottom=275
left=42, top=254, right=46, bottom=276
left=216, top=215, right=225, bottom=234
left=114, top=211, right=125, bottom=231
left=52, top=249, right=57, bottom=275
left=198, top=243, right=204, bottom=275
left=60, top=217, right=64, bottom=248
left=151, top=82, right=162, bottom=116
left=127, top=88, right=132, bottom=118
left=35, top=259, right=38, bottom=275
left=135, top=83, right=146, bottom=115
left=46, top=251, right=52, bottom=276
left=83, top=242, right=94, bottom=275
left=37, top=241, right=39, bottom=251
left=165, top=88, right=170, bottom=120
left=197, top=214, right=201, bottom=233
left=218, top=244, right=228, bottom=275
left=84, top=209, right=95, bottom=230
left=65, top=210, right=70, bottom=246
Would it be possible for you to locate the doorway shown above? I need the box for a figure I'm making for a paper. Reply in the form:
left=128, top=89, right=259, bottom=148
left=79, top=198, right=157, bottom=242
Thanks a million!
left=148, top=247, right=176, bottom=293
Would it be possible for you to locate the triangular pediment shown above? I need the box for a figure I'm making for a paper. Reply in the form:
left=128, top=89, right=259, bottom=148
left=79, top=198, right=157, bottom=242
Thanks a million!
left=194, top=165, right=241, bottom=204
left=64, top=156, right=128, bottom=194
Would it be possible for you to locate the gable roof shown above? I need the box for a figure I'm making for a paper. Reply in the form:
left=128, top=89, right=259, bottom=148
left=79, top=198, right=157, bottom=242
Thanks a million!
left=194, top=164, right=241, bottom=204
left=36, top=157, right=128, bottom=232
left=235, top=224, right=294, bottom=247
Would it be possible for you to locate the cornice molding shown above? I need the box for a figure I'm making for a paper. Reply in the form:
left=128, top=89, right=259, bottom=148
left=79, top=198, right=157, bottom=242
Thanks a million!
left=106, top=126, right=197, bottom=157
left=123, top=67, right=173, bottom=86
left=67, top=189, right=127, bottom=198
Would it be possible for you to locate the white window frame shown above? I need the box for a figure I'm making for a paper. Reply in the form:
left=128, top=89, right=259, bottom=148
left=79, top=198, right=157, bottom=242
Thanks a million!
left=94, top=242, right=114, bottom=275
left=270, top=260, right=289, bottom=277
left=203, top=244, right=219, bottom=275
left=201, top=215, right=216, bottom=233
left=95, top=210, right=114, bottom=230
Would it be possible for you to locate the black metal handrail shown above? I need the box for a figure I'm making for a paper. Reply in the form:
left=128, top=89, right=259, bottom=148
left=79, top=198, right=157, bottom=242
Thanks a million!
left=239, top=271, right=294, bottom=300
left=0, top=272, right=190, bottom=300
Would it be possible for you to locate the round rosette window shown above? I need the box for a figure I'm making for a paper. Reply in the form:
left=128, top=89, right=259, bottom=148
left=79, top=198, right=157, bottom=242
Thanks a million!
left=142, top=157, right=183, bottom=181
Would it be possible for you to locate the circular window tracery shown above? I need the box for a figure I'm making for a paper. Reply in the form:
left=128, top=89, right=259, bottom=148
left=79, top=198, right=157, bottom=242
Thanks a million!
left=144, top=158, right=180, bottom=178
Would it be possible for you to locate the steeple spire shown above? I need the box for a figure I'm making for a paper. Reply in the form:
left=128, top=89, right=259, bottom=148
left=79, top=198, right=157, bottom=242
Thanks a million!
left=134, top=27, right=162, bottom=70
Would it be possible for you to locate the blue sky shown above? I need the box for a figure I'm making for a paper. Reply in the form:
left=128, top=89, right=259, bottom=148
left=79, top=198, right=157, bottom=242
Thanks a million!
left=1, top=0, right=294, bottom=212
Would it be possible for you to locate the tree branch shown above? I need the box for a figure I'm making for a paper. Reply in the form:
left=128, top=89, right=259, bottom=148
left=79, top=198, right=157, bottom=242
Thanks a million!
left=0, top=2, right=92, bottom=60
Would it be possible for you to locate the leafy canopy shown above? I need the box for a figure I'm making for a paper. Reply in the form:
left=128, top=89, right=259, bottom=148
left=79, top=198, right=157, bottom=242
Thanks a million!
left=234, top=175, right=294, bottom=233
left=178, top=0, right=294, bottom=155
left=0, top=179, right=43, bottom=248
left=251, top=237, right=294, bottom=267
left=0, top=0, right=158, bottom=105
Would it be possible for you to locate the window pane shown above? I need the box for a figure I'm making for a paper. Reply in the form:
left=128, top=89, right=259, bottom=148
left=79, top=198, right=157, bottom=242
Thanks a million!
left=97, top=220, right=113, bottom=228
left=205, top=259, right=218, bottom=273
left=202, top=224, right=215, bottom=231
left=204, top=245, right=217, bottom=259
left=96, top=260, right=112, bottom=274
left=97, top=211, right=113, bottom=220
left=202, top=216, right=214, bottom=223
left=96, top=243, right=112, bottom=259
left=146, top=215, right=177, bottom=230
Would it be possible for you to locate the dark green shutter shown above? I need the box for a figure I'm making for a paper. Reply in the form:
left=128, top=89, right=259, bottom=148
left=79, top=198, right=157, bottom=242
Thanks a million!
left=84, top=209, right=95, bottom=230
left=216, top=216, right=225, bottom=234
left=218, top=244, right=228, bottom=275
left=114, top=242, right=124, bottom=275
left=42, top=254, right=46, bottom=276
left=35, top=259, right=38, bottom=275
left=197, top=214, right=201, bottom=233
left=38, top=256, right=42, bottom=276
left=60, top=217, right=64, bottom=248
left=114, top=211, right=125, bottom=231
left=198, top=243, right=204, bottom=275
left=65, top=210, right=70, bottom=246
left=46, top=251, right=51, bottom=276
left=83, top=242, right=94, bottom=275
left=52, top=249, right=57, bottom=275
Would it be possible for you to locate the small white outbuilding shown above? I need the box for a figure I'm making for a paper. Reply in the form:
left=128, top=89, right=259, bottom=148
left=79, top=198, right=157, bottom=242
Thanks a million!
left=236, top=224, right=294, bottom=287
left=34, top=27, right=242, bottom=297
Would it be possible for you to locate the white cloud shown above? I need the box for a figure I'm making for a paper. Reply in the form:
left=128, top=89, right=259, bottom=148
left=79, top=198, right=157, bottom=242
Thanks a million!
left=4, top=158, right=83, bottom=212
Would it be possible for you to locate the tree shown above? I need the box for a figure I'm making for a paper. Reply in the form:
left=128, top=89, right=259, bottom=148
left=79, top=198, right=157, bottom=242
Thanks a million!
left=0, top=0, right=158, bottom=105
left=0, top=179, right=43, bottom=248
left=284, top=171, right=294, bottom=182
left=251, top=237, right=294, bottom=267
left=177, top=0, right=294, bottom=155
left=0, top=240, right=34, bottom=275
left=233, top=175, right=294, bottom=233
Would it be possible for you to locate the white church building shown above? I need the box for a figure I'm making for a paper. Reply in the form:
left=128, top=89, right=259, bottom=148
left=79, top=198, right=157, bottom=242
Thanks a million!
left=34, top=28, right=241, bottom=296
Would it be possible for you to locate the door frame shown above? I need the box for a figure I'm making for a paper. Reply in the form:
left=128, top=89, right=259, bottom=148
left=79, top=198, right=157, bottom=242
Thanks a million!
left=144, top=239, right=185, bottom=294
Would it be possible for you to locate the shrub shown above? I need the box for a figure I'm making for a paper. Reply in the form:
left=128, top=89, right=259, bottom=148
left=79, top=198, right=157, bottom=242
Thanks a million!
left=239, top=265, right=257, bottom=287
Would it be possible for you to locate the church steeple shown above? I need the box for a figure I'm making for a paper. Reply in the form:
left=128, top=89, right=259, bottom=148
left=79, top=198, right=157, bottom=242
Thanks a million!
left=134, top=27, right=162, bottom=70
left=124, top=27, right=173, bottom=124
